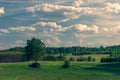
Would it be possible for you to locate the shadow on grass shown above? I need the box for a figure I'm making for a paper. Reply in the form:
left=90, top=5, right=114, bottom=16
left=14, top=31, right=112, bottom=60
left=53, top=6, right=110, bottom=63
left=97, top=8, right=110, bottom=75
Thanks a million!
left=82, top=63, right=120, bottom=75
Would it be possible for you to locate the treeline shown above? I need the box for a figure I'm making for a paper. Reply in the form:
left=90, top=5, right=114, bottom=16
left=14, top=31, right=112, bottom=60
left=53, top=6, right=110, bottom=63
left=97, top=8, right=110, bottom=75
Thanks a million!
left=0, top=47, right=25, bottom=53
left=0, top=47, right=25, bottom=62
left=0, top=45, right=120, bottom=62
left=101, top=54, right=120, bottom=63
left=46, top=45, right=120, bottom=55
left=0, top=45, right=120, bottom=55
left=0, top=54, right=25, bottom=62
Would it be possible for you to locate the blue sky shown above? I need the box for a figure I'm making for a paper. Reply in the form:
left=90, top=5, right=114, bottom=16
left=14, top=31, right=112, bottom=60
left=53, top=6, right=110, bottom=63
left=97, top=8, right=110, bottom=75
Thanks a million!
left=0, top=0, right=120, bottom=50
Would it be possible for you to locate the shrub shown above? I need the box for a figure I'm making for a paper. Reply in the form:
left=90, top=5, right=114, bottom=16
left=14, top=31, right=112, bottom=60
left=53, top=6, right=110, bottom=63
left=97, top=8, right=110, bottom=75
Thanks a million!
left=62, top=60, right=70, bottom=68
left=29, top=62, right=40, bottom=68
left=42, top=55, right=57, bottom=61
left=77, top=56, right=87, bottom=62
left=69, top=57, right=75, bottom=61
left=57, top=56, right=66, bottom=61
left=87, top=56, right=92, bottom=61
left=92, top=58, right=96, bottom=61
left=100, top=57, right=115, bottom=63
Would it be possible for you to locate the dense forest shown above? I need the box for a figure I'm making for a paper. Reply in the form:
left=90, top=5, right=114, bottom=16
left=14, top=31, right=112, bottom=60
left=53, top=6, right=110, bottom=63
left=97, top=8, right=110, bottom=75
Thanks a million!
left=0, top=45, right=120, bottom=62
left=46, top=45, right=120, bottom=55
left=0, top=45, right=120, bottom=55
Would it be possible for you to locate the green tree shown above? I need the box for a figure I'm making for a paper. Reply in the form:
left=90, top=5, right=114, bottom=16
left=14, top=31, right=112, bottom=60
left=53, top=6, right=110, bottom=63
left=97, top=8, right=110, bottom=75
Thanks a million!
left=69, top=57, right=75, bottom=61
left=87, top=56, right=92, bottom=61
left=62, top=60, right=70, bottom=68
left=25, top=38, right=46, bottom=63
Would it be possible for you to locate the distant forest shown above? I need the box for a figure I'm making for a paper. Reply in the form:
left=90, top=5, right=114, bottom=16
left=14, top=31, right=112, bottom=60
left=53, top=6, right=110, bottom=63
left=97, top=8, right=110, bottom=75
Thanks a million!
left=0, top=45, right=120, bottom=55
left=0, top=45, right=120, bottom=62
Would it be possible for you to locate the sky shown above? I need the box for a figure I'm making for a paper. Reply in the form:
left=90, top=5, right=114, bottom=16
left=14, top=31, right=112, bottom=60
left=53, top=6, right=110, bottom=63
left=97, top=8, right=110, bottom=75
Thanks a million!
left=0, top=0, right=120, bottom=50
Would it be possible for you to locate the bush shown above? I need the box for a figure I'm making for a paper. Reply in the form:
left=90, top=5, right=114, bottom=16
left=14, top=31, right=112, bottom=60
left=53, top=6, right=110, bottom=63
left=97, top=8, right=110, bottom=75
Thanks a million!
left=100, top=57, right=115, bottom=63
left=57, top=56, right=66, bottom=61
left=87, top=56, right=92, bottom=61
left=42, top=55, right=57, bottom=61
left=62, top=60, right=70, bottom=68
left=92, top=58, right=96, bottom=61
left=42, top=55, right=66, bottom=61
left=69, top=57, right=75, bottom=61
left=77, top=57, right=87, bottom=62
left=29, top=62, right=40, bottom=68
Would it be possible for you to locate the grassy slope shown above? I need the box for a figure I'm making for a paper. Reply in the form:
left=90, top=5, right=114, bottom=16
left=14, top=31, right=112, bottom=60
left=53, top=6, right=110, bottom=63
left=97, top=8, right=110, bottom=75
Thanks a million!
left=0, top=61, right=120, bottom=80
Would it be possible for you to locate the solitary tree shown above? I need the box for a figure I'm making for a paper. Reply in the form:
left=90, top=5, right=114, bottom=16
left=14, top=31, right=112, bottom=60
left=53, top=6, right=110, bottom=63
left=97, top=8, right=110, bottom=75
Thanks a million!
left=25, top=38, right=46, bottom=63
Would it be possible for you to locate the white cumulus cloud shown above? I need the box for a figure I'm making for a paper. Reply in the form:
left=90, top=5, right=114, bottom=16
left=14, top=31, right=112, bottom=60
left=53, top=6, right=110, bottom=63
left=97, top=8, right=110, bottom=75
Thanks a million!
left=34, top=22, right=62, bottom=29
left=102, top=26, right=120, bottom=33
left=0, top=7, right=4, bottom=15
left=73, top=0, right=84, bottom=7
left=10, top=40, right=25, bottom=47
left=0, top=29, right=9, bottom=33
left=105, top=3, right=120, bottom=13
left=68, top=24, right=99, bottom=34
left=26, top=3, right=95, bottom=22
left=9, top=26, right=36, bottom=32
left=45, top=36, right=61, bottom=47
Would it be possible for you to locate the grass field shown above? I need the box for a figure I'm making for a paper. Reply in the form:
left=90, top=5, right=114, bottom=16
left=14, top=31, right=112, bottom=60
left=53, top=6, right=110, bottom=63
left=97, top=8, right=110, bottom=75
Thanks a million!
left=66, top=54, right=109, bottom=62
left=0, top=61, right=120, bottom=80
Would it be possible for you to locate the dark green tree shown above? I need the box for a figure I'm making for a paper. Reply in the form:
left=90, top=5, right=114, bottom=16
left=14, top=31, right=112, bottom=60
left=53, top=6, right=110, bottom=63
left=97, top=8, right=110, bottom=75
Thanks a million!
left=62, top=60, right=70, bottom=68
left=87, top=56, right=92, bottom=61
left=25, top=38, right=46, bottom=63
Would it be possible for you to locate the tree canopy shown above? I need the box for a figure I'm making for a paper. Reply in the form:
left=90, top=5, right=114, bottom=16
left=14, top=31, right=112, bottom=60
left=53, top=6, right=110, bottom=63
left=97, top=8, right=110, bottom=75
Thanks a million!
left=25, top=38, right=46, bottom=62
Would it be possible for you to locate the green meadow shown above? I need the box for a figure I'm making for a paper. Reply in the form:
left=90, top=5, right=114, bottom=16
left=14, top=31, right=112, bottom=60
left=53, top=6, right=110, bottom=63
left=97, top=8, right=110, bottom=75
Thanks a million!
left=66, top=54, right=109, bottom=62
left=0, top=61, right=120, bottom=80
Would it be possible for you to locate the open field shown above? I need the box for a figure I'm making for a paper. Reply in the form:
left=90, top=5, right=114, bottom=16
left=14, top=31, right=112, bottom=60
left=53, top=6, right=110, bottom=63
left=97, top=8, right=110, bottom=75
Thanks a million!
left=66, top=54, right=109, bottom=62
left=0, top=61, right=120, bottom=80
left=81, top=54, right=109, bottom=62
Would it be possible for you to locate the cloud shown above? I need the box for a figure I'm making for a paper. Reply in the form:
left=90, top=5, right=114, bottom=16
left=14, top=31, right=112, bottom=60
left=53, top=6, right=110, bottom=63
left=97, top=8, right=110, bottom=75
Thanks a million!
left=9, top=22, right=100, bottom=47
left=1, top=0, right=120, bottom=49
left=33, top=22, right=62, bottom=29
left=73, top=24, right=99, bottom=33
left=85, top=0, right=106, bottom=4
left=74, top=33, right=87, bottom=39
left=91, top=38, right=120, bottom=47
left=64, top=40, right=77, bottom=47
left=0, top=45, right=5, bottom=50
left=9, top=26, right=36, bottom=32
left=0, top=29, right=9, bottom=33
left=0, top=0, right=68, bottom=4
left=73, top=0, right=84, bottom=7
left=0, top=26, right=36, bottom=35
left=0, top=19, right=119, bottom=48
left=25, top=1, right=120, bottom=23
left=53, top=36, right=61, bottom=44
left=10, top=40, right=25, bottom=47
left=1, top=20, right=119, bottom=37
left=102, top=26, right=120, bottom=33
left=0, top=7, right=4, bottom=15
left=26, top=3, right=95, bottom=22
left=64, top=24, right=99, bottom=34
left=0, top=21, right=100, bottom=36
left=32, top=22, right=64, bottom=36
left=33, top=22, right=100, bottom=34
left=104, top=3, right=120, bottom=13
left=45, top=36, right=61, bottom=47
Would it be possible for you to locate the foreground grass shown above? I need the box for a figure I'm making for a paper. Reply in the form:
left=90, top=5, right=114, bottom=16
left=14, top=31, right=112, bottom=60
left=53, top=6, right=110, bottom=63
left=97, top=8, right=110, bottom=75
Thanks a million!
left=0, top=61, right=120, bottom=80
